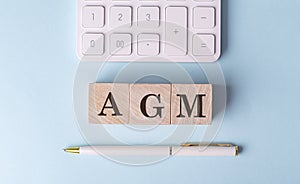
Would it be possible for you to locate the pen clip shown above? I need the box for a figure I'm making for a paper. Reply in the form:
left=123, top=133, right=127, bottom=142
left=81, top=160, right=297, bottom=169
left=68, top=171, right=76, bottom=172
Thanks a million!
left=180, top=143, right=233, bottom=147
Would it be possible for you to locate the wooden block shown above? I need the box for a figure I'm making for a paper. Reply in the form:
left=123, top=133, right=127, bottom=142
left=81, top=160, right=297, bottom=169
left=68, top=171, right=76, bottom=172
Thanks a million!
left=89, top=83, right=129, bottom=124
left=130, top=84, right=171, bottom=125
left=89, top=83, right=212, bottom=125
left=171, top=84, right=212, bottom=125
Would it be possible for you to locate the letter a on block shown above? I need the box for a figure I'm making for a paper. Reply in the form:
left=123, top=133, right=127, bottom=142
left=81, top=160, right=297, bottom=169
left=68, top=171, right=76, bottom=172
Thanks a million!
left=98, top=92, right=123, bottom=116
left=89, top=83, right=129, bottom=124
left=171, top=84, right=212, bottom=125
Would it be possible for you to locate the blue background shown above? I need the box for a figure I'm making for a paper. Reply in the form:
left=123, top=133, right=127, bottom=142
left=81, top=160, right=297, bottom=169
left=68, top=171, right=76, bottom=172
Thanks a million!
left=1, top=0, right=300, bottom=183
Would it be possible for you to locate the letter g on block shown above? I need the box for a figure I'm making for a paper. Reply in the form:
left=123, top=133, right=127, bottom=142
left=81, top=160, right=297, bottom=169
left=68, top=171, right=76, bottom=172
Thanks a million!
left=140, top=94, right=164, bottom=118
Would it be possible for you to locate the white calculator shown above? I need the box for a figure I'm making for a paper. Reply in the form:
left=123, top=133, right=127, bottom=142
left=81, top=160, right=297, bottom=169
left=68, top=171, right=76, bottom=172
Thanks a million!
left=77, top=0, right=221, bottom=62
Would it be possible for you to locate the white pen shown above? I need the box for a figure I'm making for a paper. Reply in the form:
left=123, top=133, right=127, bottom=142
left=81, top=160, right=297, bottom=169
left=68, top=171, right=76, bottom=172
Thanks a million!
left=64, top=143, right=238, bottom=157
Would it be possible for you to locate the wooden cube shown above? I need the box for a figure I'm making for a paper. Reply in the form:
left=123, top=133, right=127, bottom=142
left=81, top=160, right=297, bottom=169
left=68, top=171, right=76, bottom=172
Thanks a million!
left=89, top=83, right=129, bottom=124
left=89, top=83, right=212, bottom=125
left=171, top=84, right=212, bottom=125
left=130, top=84, right=171, bottom=125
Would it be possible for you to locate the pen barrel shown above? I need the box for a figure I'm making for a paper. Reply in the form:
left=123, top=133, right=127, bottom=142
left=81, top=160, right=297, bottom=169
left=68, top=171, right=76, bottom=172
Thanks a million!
left=79, top=146, right=238, bottom=157
left=172, top=146, right=238, bottom=156
left=80, top=146, right=170, bottom=156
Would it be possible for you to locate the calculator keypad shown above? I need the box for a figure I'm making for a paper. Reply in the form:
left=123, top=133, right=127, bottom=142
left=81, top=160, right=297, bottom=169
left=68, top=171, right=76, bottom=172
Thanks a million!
left=77, top=0, right=221, bottom=62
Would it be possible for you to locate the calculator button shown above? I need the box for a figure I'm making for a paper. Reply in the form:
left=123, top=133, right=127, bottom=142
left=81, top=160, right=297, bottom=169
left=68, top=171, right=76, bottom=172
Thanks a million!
left=82, top=33, right=104, bottom=55
left=193, top=7, right=215, bottom=29
left=138, top=7, right=160, bottom=28
left=110, top=33, right=132, bottom=55
left=82, top=6, right=105, bottom=28
left=165, top=7, right=187, bottom=56
left=110, top=6, right=132, bottom=28
left=138, top=34, right=160, bottom=56
left=192, top=34, right=215, bottom=56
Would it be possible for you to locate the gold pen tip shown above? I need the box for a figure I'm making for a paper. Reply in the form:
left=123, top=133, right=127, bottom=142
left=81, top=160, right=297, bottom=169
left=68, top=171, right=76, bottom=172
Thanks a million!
left=64, top=147, right=80, bottom=154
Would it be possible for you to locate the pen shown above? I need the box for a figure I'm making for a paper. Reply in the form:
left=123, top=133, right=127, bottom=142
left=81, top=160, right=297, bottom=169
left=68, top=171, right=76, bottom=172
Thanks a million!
left=64, top=144, right=238, bottom=157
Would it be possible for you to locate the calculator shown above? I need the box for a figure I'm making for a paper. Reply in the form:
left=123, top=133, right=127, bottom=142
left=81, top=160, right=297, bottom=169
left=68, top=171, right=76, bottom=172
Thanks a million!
left=77, top=0, right=221, bottom=62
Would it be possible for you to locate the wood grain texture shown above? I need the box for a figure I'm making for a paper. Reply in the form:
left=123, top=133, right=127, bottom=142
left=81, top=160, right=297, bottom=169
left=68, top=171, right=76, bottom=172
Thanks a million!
left=171, top=84, right=212, bottom=125
left=89, top=83, right=129, bottom=124
left=129, top=84, right=171, bottom=125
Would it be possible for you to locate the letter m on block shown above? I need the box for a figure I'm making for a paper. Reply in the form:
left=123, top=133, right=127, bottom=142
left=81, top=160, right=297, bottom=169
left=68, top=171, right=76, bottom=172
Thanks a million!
left=176, top=94, right=206, bottom=118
